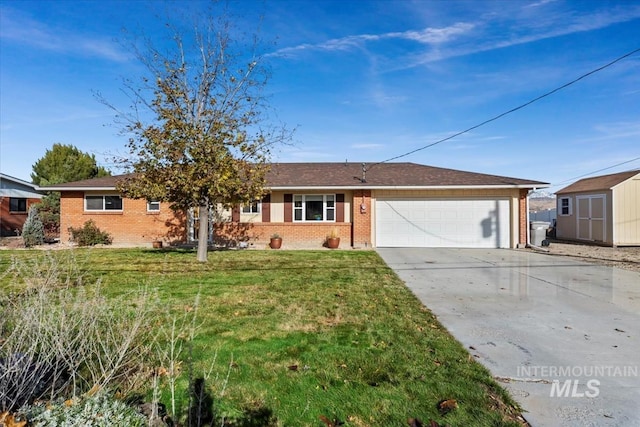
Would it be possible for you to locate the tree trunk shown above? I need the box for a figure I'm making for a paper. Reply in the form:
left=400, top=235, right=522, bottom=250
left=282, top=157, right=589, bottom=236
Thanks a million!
left=197, top=205, right=209, bottom=262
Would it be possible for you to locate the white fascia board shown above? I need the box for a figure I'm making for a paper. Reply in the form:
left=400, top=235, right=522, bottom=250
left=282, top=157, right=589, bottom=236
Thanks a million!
left=37, top=186, right=118, bottom=191
left=268, top=184, right=549, bottom=191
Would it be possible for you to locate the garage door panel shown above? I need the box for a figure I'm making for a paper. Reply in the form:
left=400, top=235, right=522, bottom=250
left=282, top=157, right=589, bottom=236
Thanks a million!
left=376, top=199, right=510, bottom=248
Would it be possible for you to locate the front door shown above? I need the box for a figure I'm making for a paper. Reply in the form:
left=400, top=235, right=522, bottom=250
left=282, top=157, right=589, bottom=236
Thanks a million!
left=577, top=195, right=605, bottom=242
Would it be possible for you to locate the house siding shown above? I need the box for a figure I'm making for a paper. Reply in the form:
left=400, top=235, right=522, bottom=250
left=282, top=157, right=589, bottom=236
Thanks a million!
left=60, top=191, right=186, bottom=246
left=612, top=177, right=640, bottom=246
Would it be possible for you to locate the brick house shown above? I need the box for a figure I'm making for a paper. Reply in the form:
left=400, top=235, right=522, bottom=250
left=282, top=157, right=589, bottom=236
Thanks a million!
left=44, top=162, right=548, bottom=249
left=0, top=173, right=44, bottom=237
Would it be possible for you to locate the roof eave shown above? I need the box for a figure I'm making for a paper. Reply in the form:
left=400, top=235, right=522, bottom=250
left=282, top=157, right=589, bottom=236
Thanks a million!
left=38, top=186, right=120, bottom=192
left=45, top=183, right=548, bottom=192
left=269, top=184, right=549, bottom=191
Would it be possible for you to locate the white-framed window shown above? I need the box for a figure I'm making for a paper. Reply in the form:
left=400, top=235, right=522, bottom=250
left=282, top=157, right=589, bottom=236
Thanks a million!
left=242, top=201, right=261, bottom=214
left=85, top=195, right=123, bottom=211
left=147, top=200, right=160, bottom=212
left=558, top=197, right=572, bottom=216
left=293, top=194, right=335, bottom=221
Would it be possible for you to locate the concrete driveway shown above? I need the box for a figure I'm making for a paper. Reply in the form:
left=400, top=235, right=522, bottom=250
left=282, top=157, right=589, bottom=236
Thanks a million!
left=377, top=248, right=640, bottom=427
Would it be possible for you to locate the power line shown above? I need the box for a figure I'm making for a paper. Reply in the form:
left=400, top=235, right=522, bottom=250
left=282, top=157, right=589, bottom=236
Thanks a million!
left=367, top=47, right=640, bottom=171
left=549, top=156, right=640, bottom=189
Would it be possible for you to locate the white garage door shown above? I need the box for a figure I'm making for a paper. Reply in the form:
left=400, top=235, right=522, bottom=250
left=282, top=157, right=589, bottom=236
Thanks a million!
left=376, top=198, right=510, bottom=248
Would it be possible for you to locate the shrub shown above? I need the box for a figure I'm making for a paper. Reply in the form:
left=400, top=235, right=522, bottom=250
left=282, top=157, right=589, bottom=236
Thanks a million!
left=0, top=253, right=156, bottom=411
left=35, top=192, right=61, bottom=239
left=20, top=393, right=147, bottom=426
left=22, top=206, right=45, bottom=247
left=68, top=220, right=112, bottom=246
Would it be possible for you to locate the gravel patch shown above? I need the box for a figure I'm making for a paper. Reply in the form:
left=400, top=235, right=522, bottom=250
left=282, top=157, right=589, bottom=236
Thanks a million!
left=541, top=241, right=640, bottom=273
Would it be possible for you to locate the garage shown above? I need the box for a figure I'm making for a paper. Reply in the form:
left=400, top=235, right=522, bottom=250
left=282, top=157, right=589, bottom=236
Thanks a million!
left=375, top=198, right=510, bottom=248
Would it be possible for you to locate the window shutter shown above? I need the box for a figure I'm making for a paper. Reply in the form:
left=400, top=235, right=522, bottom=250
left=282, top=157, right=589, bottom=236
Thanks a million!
left=336, top=193, right=345, bottom=222
left=232, top=205, right=240, bottom=222
left=262, top=194, right=271, bottom=222
left=284, top=194, right=293, bottom=222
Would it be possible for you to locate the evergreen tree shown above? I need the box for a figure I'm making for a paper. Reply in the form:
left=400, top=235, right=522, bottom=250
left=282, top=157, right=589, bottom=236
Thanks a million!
left=22, top=205, right=45, bottom=247
left=32, top=143, right=111, bottom=238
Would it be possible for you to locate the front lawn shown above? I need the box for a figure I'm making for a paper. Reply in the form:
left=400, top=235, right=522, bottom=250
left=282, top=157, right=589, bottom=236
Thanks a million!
left=0, top=248, right=524, bottom=426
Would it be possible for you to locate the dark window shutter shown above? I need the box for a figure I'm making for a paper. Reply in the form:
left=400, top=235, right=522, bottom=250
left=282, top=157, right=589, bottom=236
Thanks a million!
left=232, top=205, right=240, bottom=222
left=336, top=193, right=345, bottom=222
left=284, top=194, right=293, bottom=222
left=262, top=194, right=271, bottom=222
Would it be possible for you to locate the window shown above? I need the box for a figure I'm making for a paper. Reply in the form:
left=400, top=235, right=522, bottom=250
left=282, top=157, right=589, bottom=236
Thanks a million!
left=85, top=195, right=123, bottom=211
left=293, top=195, right=335, bottom=221
left=9, top=198, right=27, bottom=213
left=242, top=201, right=261, bottom=214
left=147, top=200, right=160, bottom=212
left=559, top=197, right=572, bottom=216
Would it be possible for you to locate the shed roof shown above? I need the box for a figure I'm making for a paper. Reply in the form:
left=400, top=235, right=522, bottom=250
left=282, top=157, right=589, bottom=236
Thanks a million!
left=42, top=163, right=548, bottom=191
left=556, top=170, right=640, bottom=194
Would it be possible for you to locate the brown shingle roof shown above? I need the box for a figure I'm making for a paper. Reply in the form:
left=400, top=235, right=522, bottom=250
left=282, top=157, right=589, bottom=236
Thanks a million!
left=41, top=173, right=135, bottom=190
left=266, top=162, right=546, bottom=187
left=556, top=170, right=640, bottom=194
left=42, top=163, right=547, bottom=190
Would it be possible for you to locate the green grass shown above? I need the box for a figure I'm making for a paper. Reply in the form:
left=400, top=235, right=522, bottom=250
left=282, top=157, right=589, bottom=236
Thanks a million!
left=0, top=248, right=524, bottom=426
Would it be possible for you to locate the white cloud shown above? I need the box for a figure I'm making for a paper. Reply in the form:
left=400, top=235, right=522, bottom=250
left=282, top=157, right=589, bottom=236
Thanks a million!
left=0, top=7, right=129, bottom=62
left=590, top=121, right=640, bottom=141
left=269, top=22, right=475, bottom=58
left=271, top=4, right=640, bottom=75
left=525, top=0, right=559, bottom=9
left=387, top=23, right=475, bottom=44
left=403, top=7, right=640, bottom=70
left=351, top=143, right=384, bottom=149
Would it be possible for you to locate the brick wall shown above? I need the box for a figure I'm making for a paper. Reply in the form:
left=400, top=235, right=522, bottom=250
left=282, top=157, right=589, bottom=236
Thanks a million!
left=213, top=222, right=353, bottom=249
left=519, top=189, right=528, bottom=245
left=352, top=190, right=372, bottom=248
left=0, top=197, right=41, bottom=236
left=60, top=191, right=186, bottom=246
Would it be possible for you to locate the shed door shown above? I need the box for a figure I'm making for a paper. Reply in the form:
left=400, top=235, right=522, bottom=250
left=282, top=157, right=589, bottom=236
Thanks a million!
left=375, top=198, right=510, bottom=248
left=577, top=195, right=605, bottom=242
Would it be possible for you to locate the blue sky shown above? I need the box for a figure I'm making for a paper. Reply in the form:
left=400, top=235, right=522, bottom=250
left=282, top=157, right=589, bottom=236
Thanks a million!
left=1, top=0, right=639, bottom=192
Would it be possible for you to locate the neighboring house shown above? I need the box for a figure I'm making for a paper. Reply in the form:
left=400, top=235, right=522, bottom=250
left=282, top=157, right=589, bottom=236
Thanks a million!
left=0, top=173, right=44, bottom=236
left=555, top=170, right=640, bottom=246
left=44, top=163, right=548, bottom=249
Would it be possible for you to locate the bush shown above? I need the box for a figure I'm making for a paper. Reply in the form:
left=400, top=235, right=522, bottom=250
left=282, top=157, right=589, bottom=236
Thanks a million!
left=0, top=253, right=156, bottom=411
left=1, top=252, right=209, bottom=425
left=68, top=220, right=112, bottom=246
left=35, top=192, right=61, bottom=239
left=22, top=206, right=45, bottom=247
left=20, top=393, right=147, bottom=427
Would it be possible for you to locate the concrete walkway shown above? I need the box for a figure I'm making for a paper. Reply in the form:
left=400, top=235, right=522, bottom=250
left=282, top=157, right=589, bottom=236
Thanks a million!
left=377, top=248, right=640, bottom=427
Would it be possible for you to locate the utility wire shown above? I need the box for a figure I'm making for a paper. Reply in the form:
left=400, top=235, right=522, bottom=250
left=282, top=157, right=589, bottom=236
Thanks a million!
left=548, top=156, right=640, bottom=189
left=367, top=47, right=640, bottom=171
